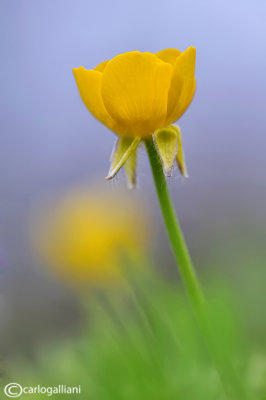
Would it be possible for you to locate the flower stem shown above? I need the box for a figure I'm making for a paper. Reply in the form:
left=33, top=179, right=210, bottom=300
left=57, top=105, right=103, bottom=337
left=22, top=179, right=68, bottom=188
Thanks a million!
left=145, top=137, right=245, bottom=400
left=145, top=138, right=204, bottom=314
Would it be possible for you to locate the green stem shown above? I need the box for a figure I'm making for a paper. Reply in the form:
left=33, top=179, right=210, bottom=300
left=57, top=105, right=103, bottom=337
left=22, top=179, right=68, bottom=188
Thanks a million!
left=145, top=138, right=204, bottom=315
left=145, top=138, right=245, bottom=400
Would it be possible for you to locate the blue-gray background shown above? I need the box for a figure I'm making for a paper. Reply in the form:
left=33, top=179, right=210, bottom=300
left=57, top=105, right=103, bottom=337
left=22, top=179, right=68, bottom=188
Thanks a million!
left=1, top=0, right=266, bottom=355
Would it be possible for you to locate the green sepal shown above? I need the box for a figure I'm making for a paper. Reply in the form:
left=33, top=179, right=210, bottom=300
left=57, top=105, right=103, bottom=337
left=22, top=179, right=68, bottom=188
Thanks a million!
left=154, top=127, right=178, bottom=176
left=169, top=125, right=188, bottom=177
left=105, top=137, right=140, bottom=181
left=124, top=149, right=137, bottom=189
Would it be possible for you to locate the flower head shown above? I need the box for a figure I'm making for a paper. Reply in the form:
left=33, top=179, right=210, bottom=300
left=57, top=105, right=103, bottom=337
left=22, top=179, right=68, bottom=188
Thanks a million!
left=73, top=48, right=196, bottom=186
left=31, top=186, right=150, bottom=287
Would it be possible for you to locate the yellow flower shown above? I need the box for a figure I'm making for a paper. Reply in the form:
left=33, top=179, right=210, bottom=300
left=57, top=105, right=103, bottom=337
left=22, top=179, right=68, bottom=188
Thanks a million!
left=31, top=186, right=150, bottom=287
left=73, top=48, right=196, bottom=186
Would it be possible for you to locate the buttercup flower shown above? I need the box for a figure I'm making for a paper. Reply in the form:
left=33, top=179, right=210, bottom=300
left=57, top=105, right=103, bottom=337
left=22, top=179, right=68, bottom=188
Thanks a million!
left=73, top=47, right=196, bottom=187
left=31, top=187, right=150, bottom=287
left=71, top=49, right=226, bottom=392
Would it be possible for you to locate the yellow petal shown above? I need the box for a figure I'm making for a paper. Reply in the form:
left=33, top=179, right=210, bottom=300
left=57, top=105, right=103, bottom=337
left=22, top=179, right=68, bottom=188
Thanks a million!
left=106, top=137, right=141, bottom=180
left=165, top=47, right=196, bottom=125
left=169, top=125, right=188, bottom=177
left=156, top=48, right=181, bottom=65
left=101, top=52, right=172, bottom=137
left=154, top=127, right=178, bottom=176
left=177, top=77, right=196, bottom=119
left=94, top=60, right=108, bottom=72
left=73, top=67, right=124, bottom=134
left=73, top=67, right=112, bottom=127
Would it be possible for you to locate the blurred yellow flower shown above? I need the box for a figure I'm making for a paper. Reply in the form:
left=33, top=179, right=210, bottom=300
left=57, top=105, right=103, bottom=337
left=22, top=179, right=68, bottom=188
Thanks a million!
left=73, top=48, right=196, bottom=186
left=32, top=187, right=150, bottom=287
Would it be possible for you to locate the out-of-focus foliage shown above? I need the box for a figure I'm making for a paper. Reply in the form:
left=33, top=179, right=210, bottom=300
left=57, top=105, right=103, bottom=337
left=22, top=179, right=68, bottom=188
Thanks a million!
left=3, top=272, right=264, bottom=400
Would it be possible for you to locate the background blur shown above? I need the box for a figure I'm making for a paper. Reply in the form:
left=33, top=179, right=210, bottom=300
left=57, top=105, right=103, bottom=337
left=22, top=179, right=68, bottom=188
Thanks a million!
left=1, top=0, right=266, bottom=363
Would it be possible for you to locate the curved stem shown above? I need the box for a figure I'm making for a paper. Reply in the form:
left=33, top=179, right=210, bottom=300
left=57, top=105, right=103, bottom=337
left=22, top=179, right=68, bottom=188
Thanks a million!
left=145, top=138, right=204, bottom=314
left=145, top=138, right=245, bottom=400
